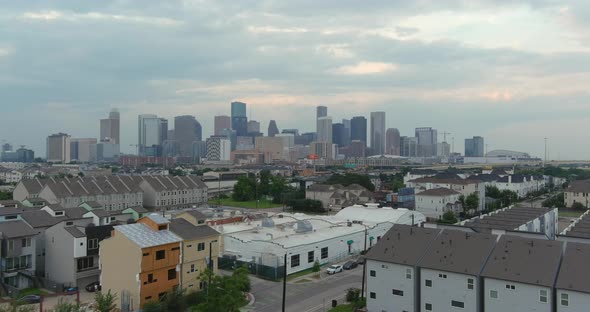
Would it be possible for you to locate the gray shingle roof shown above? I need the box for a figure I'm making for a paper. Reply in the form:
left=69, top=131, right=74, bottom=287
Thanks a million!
left=419, top=230, right=497, bottom=276
left=22, top=210, right=66, bottom=228
left=365, top=225, right=441, bottom=266
left=481, top=235, right=563, bottom=287
left=564, top=213, right=590, bottom=238
left=463, top=207, right=552, bottom=232
left=65, top=226, right=86, bottom=238
left=115, top=223, right=181, bottom=248
left=0, top=220, right=37, bottom=238
left=19, top=179, right=45, bottom=194
left=556, top=242, right=590, bottom=294
left=566, top=180, right=590, bottom=193
left=169, top=218, right=219, bottom=240
left=64, top=207, right=88, bottom=219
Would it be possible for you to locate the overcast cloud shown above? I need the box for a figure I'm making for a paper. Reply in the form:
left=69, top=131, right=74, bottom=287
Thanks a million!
left=1, top=0, right=589, bottom=159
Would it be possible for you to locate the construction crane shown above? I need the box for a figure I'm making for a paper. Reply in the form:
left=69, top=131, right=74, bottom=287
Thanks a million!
left=438, top=131, right=451, bottom=143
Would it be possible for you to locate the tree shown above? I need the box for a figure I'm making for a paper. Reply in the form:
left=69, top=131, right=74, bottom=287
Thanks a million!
left=193, top=269, right=248, bottom=312
left=440, top=211, right=458, bottom=224
left=232, top=176, right=255, bottom=201
left=312, top=260, right=321, bottom=273
left=458, top=195, right=466, bottom=207
left=258, top=170, right=272, bottom=196
left=486, top=186, right=501, bottom=199
left=94, top=290, right=117, bottom=312
left=140, top=301, right=163, bottom=312
left=346, top=288, right=361, bottom=303
left=0, top=191, right=12, bottom=201
left=465, top=193, right=479, bottom=212
left=288, top=199, right=323, bottom=213
left=572, top=202, right=586, bottom=211
left=232, top=265, right=251, bottom=293
left=391, top=178, right=405, bottom=193
left=50, top=300, right=82, bottom=312
left=500, top=190, right=518, bottom=207
left=162, top=289, right=187, bottom=312
left=269, top=175, right=288, bottom=203
left=326, top=173, right=375, bottom=192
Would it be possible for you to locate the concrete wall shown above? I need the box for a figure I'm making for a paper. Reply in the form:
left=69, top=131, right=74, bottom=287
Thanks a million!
left=420, top=268, right=478, bottom=312
left=484, top=278, right=552, bottom=312
left=366, top=260, right=415, bottom=312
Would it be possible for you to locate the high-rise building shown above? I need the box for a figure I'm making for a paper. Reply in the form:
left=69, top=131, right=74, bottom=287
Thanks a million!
left=214, top=115, right=231, bottom=136
left=316, top=106, right=328, bottom=119
left=400, top=136, right=418, bottom=157
left=415, top=127, right=438, bottom=157
left=437, top=142, right=451, bottom=158
left=310, top=141, right=334, bottom=160
left=16, top=148, right=35, bottom=163
left=465, top=136, right=485, bottom=157
left=138, top=114, right=167, bottom=156
left=268, top=120, right=280, bottom=137
left=255, top=137, right=283, bottom=163
left=206, top=136, right=231, bottom=161
left=231, top=101, right=248, bottom=136
left=350, top=116, right=367, bottom=143
left=370, top=112, right=386, bottom=155
left=247, top=120, right=260, bottom=134
left=174, top=115, right=202, bottom=157
left=295, top=132, right=316, bottom=146
left=317, top=117, right=333, bottom=144
left=282, top=129, right=299, bottom=136
left=342, top=119, right=351, bottom=146
left=2, top=143, right=12, bottom=152
left=100, top=109, right=120, bottom=144
left=47, top=133, right=71, bottom=163
left=70, top=138, right=97, bottom=162
left=332, top=123, right=349, bottom=147
left=385, top=128, right=401, bottom=156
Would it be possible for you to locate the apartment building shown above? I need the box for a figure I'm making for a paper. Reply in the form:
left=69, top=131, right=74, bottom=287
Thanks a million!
left=415, top=188, right=462, bottom=220
left=100, top=215, right=182, bottom=310
left=555, top=242, right=590, bottom=311
left=0, top=166, right=22, bottom=184
left=138, top=175, right=208, bottom=209
left=463, top=206, right=559, bottom=239
left=0, top=221, right=37, bottom=290
left=169, top=218, right=220, bottom=292
left=407, top=177, right=486, bottom=210
left=305, top=184, right=373, bottom=210
left=481, top=236, right=563, bottom=312
left=564, top=180, right=590, bottom=208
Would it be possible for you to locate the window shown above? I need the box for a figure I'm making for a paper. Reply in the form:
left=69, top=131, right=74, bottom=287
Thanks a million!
left=490, top=290, right=498, bottom=299
left=66, top=221, right=74, bottom=226
left=158, top=225, right=167, bottom=231
left=505, top=284, right=516, bottom=290
left=197, top=243, right=205, bottom=251
left=539, top=289, right=548, bottom=303
left=21, top=238, right=31, bottom=248
left=467, top=278, right=474, bottom=290
left=405, top=268, right=412, bottom=279
left=392, top=289, right=404, bottom=296
left=439, top=273, right=447, bottom=279
left=561, top=293, right=569, bottom=306
left=425, top=279, right=432, bottom=287
left=145, top=296, right=152, bottom=300
left=369, top=292, right=376, bottom=299
left=425, top=303, right=432, bottom=311
left=147, top=274, right=154, bottom=283
left=55, top=211, right=65, bottom=216
left=291, top=254, right=300, bottom=268
left=5, top=215, right=17, bottom=220
left=451, top=300, right=464, bottom=308
left=171, top=247, right=180, bottom=251
left=308, top=251, right=314, bottom=263
left=88, top=238, right=99, bottom=250
left=370, top=270, right=376, bottom=277
left=7, top=240, right=14, bottom=252
left=156, top=250, right=166, bottom=260
left=77, top=257, right=95, bottom=271
left=168, top=268, right=176, bottom=280
left=190, top=264, right=195, bottom=273
left=143, top=252, right=150, bottom=257
left=321, top=247, right=328, bottom=259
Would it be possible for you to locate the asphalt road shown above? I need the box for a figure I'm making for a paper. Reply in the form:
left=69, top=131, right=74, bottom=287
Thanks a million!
left=250, top=266, right=364, bottom=312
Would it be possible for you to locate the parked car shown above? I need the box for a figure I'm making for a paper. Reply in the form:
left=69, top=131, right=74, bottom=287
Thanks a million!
left=85, top=281, right=101, bottom=292
left=63, top=287, right=78, bottom=295
left=355, top=257, right=365, bottom=265
left=326, top=264, right=343, bottom=275
left=17, top=295, right=41, bottom=304
left=343, top=261, right=358, bottom=270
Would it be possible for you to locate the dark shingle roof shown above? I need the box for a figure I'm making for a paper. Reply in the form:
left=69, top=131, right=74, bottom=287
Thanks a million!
left=65, top=226, right=86, bottom=238
left=0, top=220, right=37, bottom=238
left=556, top=242, right=590, bottom=294
left=566, top=180, right=590, bottom=193
left=182, top=210, right=207, bottom=220
left=64, top=207, right=88, bottom=219
left=169, top=218, right=219, bottom=240
left=365, top=225, right=441, bottom=266
left=410, top=177, right=479, bottom=185
left=463, top=207, right=552, bottom=232
left=19, top=179, right=45, bottom=194
left=419, top=230, right=497, bottom=276
left=564, top=213, right=590, bottom=238
left=22, top=210, right=65, bottom=228
left=417, top=188, right=460, bottom=197
left=481, top=235, right=563, bottom=287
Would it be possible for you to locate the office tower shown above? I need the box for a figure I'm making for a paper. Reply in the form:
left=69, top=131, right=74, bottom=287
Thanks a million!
left=46, top=133, right=71, bottom=163
left=415, top=127, right=438, bottom=157
left=370, top=112, right=386, bottom=155
left=214, top=115, right=231, bottom=136
left=236, top=136, right=255, bottom=151
left=255, top=137, right=284, bottom=163
left=100, top=108, right=120, bottom=144
left=206, top=136, right=231, bottom=161
left=400, top=136, right=418, bottom=157
left=332, top=123, right=349, bottom=147
left=16, top=148, right=35, bottom=163
left=231, top=101, right=248, bottom=136
left=465, top=136, right=485, bottom=157
left=385, top=128, right=401, bottom=156
left=138, top=114, right=167, bottom=156
left=316, top=117, right=333, bottom=145
left=342, top=119, right=351, bottom=146
left=316, top=106, right=328, bottom=119
left=192, top=141, right=207, bottom=163
left=1, top=143, right=12, bottom=153
left=70, top=138, right=97, bottom=162
left=220, top=128, right=237, bottom=151
left=282, top=129, right=299, bottom=136
left=268, top=120, right=280, bottom=137
left=247, top=120, right=260, bottom=134
left=350, top=116, right=367, bottom=143
left=295, top=132, right=316, bottom=146
left=93, top=139, right=120, bottom=162
left=174, top=115, right=202, bottom=157
left=310, top=142, right=334, bottom=160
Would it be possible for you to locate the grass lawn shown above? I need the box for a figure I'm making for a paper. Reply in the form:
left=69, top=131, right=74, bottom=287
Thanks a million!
left=286, top=268, right=321, bottom=281
left=18, top=288, right=49, bottom=297
left=208, top=198, right=282, bottom=209
left=329, top=304, right=354, bottom=312
left=559, top=210, right=585, bottom=218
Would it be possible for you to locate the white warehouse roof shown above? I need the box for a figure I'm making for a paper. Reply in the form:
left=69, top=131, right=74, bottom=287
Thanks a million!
left=335, top=204, right=426, bottom=225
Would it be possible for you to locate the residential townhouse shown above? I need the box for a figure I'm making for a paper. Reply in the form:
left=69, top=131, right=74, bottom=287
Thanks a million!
left=175, top=210, right=207, bottom=226
left=494, top=175, right=546, bottom=198
left=100, top=215, right=182, bottom=310
left=407, top=177, right=486, bottom=211
left=169, top=218, right=220, bottom=292
left=365, top=225, right=441, bottom=312
left=0, top=167, right=22, bottom=184
left=305, top=183, right=373, bottom=210
left=564, top=180, right=590, bottom=208
left=415, top=188, right=462, bottom=220
left=462, top=206, right=559, bottom=239
left=555, top=242, right=590, bottom=311
left=138, top=175, right=208, bottom=210
left=13, top=178, right=45, bottom=201
left=481, top=235, right=563, bottom=312
left=0, top=221, right=37, bottom=290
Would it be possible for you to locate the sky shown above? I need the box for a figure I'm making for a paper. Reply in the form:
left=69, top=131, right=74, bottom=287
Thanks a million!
left=1, top=0, right=590, bottom=159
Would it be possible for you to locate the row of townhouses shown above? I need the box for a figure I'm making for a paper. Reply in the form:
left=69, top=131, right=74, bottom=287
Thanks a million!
left=13, top=175, right=208, bottom=210
left=366, top=224, right=588, bottom=312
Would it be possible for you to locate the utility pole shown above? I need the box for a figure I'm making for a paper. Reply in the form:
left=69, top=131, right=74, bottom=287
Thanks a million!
left=282, top=253, right=287, bottom=312
left=361, top=226, right=368, bottom=300
left=544, top=137, right=548, bottom=168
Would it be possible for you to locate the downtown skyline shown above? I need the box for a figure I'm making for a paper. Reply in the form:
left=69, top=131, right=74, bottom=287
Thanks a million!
left=1, top=1, right=590, bottom=159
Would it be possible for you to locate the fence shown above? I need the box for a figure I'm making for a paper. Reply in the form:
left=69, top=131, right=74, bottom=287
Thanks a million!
left=218, top=256, right=286, bottom=281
